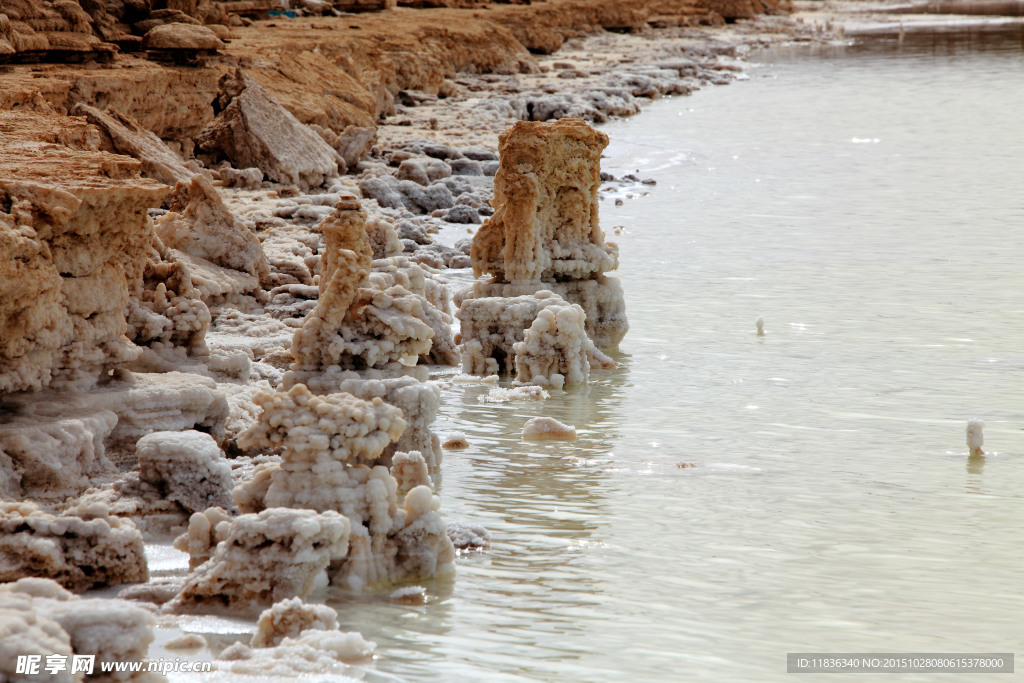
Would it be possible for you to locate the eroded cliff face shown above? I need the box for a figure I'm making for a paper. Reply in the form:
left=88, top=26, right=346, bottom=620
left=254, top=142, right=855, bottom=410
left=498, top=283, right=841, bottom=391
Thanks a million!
left=0, top=111, right=168, bottom=393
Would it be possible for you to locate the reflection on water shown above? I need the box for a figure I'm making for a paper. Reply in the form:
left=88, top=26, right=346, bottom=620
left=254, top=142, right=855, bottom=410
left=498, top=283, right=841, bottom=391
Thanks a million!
left=180, top=27, right=1024, bottom=681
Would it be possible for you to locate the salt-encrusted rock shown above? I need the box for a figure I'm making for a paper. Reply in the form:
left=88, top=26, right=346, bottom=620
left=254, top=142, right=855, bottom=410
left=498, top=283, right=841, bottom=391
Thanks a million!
left=74, top=104, right=194, bottom=188
left=460, top=276, right=628, bottom=351
left=444, top=205, right=481, bottom=224
left=219, top=167, right=264, bottom=189
left=155, top=175, right=270, bottom=285
left=464, top=119, right=628, bottom=350
left=0, top=592, right=74, bottom=683
left=126, top=240, right=211, bottom=352
left=514, top=299, right=609, bottom=389
left=0, top=112, right=169, bottom=393
left=522, top=416, right=577, bottom=441
left=472, top=118, right=618, bottom=282
left=457, top=290, right=567, bottom=375
left=231, top=383, right=454, bottom=591
left=313, top=124, right=376, bottom=170
left=0, top=502, right=148, bottom=591
left=198, top=70, right=340, bottom=191
left=237, top=384, right=406, bottom=473
left=396, top=157, right=451, bottom=186
left=142, top=23, right=224, bottom=51
left=216, top=628, right=375, bottom=675
left=137, top=431, right=234, bottom=514
left=390, top=451, right=430, bottom=494
left=173, top=506, right=232, bottom=569
left=250, top=598, right=339, bottom=648
left=364, top=216, right=403, bottom=260
left=167, top=508, right=350, bottom=614
left=0, top=409, right=117, bottom=499
left=291, top=201, right=446, bottom=370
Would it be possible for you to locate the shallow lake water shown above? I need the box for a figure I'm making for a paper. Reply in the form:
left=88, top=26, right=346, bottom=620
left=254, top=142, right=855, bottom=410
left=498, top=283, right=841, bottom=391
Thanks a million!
left=174, top=26, right=1024, bottom=682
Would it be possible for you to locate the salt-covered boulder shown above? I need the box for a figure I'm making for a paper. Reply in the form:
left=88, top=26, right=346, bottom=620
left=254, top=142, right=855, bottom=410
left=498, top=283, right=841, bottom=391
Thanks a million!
left=522, top=416, right=577, bottom=441
left=250, top=598, right=338, bottom=648
left=198, top=70, right=340, bottom=191
left=0, top=502, right=148, bottom=591
left=364, top=216, right=403, bottom=260
left=136, top=430, right=234, bottom=514
left=167, top=508, right=350, bottom=614
left=471, top=118, right=618, bottom=282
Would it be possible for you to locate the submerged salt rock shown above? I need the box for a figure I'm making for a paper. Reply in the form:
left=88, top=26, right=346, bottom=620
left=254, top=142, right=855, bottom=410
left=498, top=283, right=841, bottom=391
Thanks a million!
left=197, top=70, right=340, bottom=191
left=472, top=118, right=618, bottom=282
left=522, top=417, right=577, bottom=441
left=137, top=430, right=234, bottom=514
left=446, top=521, right=492, bottom=550
left=441, top=432, right=470, bottom=449
left=168, top=508, right=350, bottom=614
left=251, top=598, right=339, bottom=648
left=165, top=632, right=208, bottom=650
left=218, top=629, right=375, bottom=675
left=513, top=299, right=594, bottom=388
left=0, top=502, right=148, bottom=591
left=479, top=385, right=550, bottom=402
left=389, top=585, right=427, bottom=605
left=458, top=290, right=567, bottom=375
left=756, top=315, right=765, bottom=336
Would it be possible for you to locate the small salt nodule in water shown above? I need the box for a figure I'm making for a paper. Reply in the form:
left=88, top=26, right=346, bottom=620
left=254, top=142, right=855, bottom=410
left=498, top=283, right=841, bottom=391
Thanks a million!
left=756, top=316, right=765, bottom=336
left=966, top=419, right=985, bottom=456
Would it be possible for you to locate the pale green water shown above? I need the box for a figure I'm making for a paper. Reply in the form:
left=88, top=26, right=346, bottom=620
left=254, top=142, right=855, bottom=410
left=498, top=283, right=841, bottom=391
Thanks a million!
left=174, top=28, right=1024, bottom=682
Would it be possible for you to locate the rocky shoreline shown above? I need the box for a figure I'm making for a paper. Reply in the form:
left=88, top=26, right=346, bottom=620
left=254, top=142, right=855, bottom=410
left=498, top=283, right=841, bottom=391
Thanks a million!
left=7, top=0, right=985, bottom=676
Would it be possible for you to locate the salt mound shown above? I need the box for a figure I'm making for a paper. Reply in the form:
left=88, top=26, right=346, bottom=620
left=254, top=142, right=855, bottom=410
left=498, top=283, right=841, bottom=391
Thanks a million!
left=137, top=430, right=234, bottom=514
left=522, top=417, right=577, bottom=442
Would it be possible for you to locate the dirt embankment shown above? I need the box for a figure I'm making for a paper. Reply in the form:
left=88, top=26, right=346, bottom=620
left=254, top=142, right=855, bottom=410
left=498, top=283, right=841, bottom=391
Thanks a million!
left=1, top=0, right=790, bottom=144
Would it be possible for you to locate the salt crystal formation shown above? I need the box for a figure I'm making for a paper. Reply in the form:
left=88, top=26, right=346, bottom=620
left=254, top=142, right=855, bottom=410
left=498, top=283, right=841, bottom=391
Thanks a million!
left=0, top=578, right=157, bottom=681
left=232, top=383, right=455, bottom=592
left=167, top=507, right=350, bottom=614
left=0, top=502, right=148, bottom=591
left=513, top=298, right=603, bottom=389
left=250, top=597, right=339, bottom=648
left=291, top=199, right=454, bottom=371
left=466, top=118, right=628, bottom=350
left=0, top=409, right=117, bottom=499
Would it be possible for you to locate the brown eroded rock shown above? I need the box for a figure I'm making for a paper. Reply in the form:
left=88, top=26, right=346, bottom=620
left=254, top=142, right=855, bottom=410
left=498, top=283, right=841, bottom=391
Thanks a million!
left=197, top=69, right=341, bottom=191
left=155, top=174, right=270, bottom=287
left=141, top=22, right=224, bottom=51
